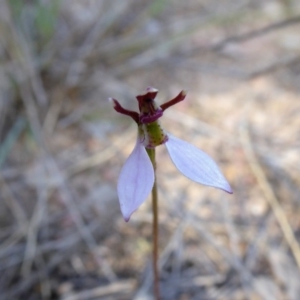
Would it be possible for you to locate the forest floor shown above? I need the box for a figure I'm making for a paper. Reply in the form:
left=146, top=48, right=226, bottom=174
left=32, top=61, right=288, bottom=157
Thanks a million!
left=1, top=0, right=300, bottom=299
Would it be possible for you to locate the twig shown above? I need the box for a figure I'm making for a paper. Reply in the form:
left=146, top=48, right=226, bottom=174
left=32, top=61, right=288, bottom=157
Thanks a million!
left=43, top=95, right=64, bottom=136
left=239, top=122, right=300, bottom=270
left=13, top=46, right=117, bottom=285
left=1, top=252, right=67, bottom=300
left=0, top=117, right=26, bottom=168
left=212, top=15, right=300, bottom=51
left=45, top=157, right=117, bottom=281
left=161, top=181, right=273, bottom=300
left=62, top=279, right=136, bottom=300
left=21, top=187, right=49, bottom=278
left=246, top=55, right=300, bottom=80
left=0, top=220, right=101, bottom=271
left=188, top=213, right=273, bottom=300
left=220, top=197, right=252, bottom=300
left=0, top=175, right=28, bottom=231
left=133, top=222, right=187, bottom=299
left=66, top=124, right=135, bottom=176
left=2, top=0, right=48, bottom=107
left=65, top=1, right=131, bottom=87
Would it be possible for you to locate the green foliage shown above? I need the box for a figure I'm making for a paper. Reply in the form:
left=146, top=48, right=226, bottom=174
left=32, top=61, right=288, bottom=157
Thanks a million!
left=9, top=0, right=61, bottom=42
left=149, top=0, right=168, bottom=16
left=9, top=0, right=23, bottom=18
left=0, top=117, right=26, bottom=168
left=35, top=0, right=60, bottom=40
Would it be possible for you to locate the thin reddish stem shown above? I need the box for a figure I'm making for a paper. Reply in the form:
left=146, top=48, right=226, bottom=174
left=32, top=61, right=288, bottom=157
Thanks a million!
left=147, top=148, right=161, bottom=300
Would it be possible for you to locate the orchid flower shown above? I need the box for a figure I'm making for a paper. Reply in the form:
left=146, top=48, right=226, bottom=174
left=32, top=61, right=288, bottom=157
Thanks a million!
left=110, top=87, right=232, bottom=221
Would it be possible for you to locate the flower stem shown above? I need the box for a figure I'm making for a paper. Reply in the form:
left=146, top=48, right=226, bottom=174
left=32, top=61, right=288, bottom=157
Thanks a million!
left=146, top=148, right=160, bottom=300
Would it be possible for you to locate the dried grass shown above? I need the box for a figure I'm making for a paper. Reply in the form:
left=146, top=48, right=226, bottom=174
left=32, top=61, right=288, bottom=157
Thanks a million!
left=1, top=0, right=300, bottom=299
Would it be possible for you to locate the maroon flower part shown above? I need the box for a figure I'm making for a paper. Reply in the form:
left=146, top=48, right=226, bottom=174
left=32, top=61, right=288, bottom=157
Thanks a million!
left=110, top=98, right=139, bottom=123
left=136, top=87, right=162, bottom=123
left=110, top=87, right=232, bottom=221
left=110, top=87, right=186, bottom=125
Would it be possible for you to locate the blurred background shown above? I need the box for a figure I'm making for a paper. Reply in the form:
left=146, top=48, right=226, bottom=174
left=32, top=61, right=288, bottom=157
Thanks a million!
left=0, top=0, right=300, bottom=299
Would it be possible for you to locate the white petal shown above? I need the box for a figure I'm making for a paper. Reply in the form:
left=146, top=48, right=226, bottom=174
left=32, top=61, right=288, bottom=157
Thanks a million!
left=165, top=134, right=232, bottom=193
left=118, top=138, right=154, bottom=221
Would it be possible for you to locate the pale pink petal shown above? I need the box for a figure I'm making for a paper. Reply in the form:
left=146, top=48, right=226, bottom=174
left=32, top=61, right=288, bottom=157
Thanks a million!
left=118, top=138, right=154, bottom=221
left=165, top=134, right=232, bottom=193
